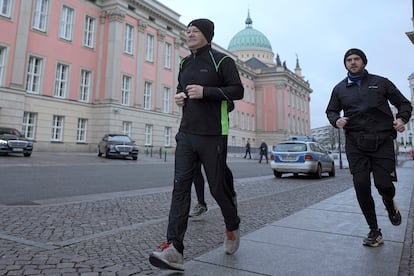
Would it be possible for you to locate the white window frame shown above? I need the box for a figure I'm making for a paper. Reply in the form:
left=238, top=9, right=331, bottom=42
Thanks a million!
left=76, top=118, right=87, bottom=143
left=59, top=5, right=74, bottom=41
left=246, top=113, right=250, bottom=131
left=164, top=126, right=171, bottom=147
left=22, top=112, right=36, bottom=139
left=83, top=15, right=95, bottom=48
left=123, top=121, right=132, bottom=137
left=121, top=75, right=131, bottom=106
left=229, top=112, right=234, bottom=128
left=32, top=0, right=48, bottom=31
left=163, top=87, right=170, bottom=113
left=54, top=63, right=69, bottom=98
left=0, top=46, right=6, bottom=86
left=0, top=0, right=11, bottom=17
left=79, top=69, right=91, bottom=102
left=144, top=81, right=152, bottom=110
left=145, top=34, right=154, bottom=62
left=144, top=124, right=153, bottom=146
left=51, top=115, right=64, bottom=141
left=164, top=42, right=171, bottom=69
left=26, top=56, right=43, bottom=94
left=124, top=23, right=134, bottom=54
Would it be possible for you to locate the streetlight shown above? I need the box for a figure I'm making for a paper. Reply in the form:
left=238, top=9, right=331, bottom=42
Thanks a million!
left=338, top=128, right=343, bottom=169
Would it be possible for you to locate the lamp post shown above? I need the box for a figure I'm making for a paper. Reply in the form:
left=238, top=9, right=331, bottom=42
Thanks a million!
left=338, top=128, right=343, bottom=169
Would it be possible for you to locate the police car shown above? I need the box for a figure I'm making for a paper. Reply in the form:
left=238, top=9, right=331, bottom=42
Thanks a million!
left=270, top=140, right=335, bottom=179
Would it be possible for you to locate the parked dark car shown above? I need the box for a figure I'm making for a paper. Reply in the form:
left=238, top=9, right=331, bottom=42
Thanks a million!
left=270, top=140, right=335, bottom=179
left=0, top=127, right=33, bottom=157
left=98, top=134, right=139, bottom=160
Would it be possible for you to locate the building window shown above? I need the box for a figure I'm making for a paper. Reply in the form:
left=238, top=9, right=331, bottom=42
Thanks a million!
left=231, top=136, right=236, bottom=146
left=123, top=121, right=132, bottom=137
left=229, top=112, right=233, bottom=127
left=79, top=69, right=91, bottom=102
left=83, top=15, right=95, bottom=48
left=22, top=112, right=36, bottom=139
left=145, top=124, right=153, bottom=146
left=51, top=115, right=64, bottom=141
left=124, top=23, right=134, bottom=54
left=144, top=81, right=152, bottom=110
left=164, top=127, right=171, bottom=147
left=164, top=42, right=171, bottom=69
left=76, top=118, right=87, bottom=143
left=0, top=0, right=11, bottom=17
left=0, top=46, right=5, bottom=86
left=121, top=75, right=131, bottom=106
left=26, top=56, right=43, bottom=94
left=145, top=34, right=154, bottom=62
left=54, top=63, right=69, bottom=98
left=163, top=87, right=170, bottom=113
left=32, top=0, right=48, bottom=31
left=59, top=5, right=74, bottom=41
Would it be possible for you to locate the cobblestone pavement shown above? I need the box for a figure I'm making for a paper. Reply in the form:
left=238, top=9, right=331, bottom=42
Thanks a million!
left=0, top=158, right=413, bottom=275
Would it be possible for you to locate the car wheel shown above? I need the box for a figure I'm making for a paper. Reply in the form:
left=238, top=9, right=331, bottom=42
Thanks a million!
left=97, top=148, right=103, bottom=157
left=315, top=164, right=322, bottom=179
left=273, top=170, right=282, bottom=178
left=105, top=149, right=111, bottom=159
left=23, top=152, right=31, bottom=157
left=329, top=163, right=335, bottom=177
left=132, top=156, right=138, bottom=160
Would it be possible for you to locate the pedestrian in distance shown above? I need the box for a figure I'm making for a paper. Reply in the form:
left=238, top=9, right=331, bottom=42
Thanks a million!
left=243, top=139, right=251, bottom=159
left=149, top=18, right=244, bottom=271
left=326, top=48, right=412, bottom=247
left=258, top=140, right=268, bottom=163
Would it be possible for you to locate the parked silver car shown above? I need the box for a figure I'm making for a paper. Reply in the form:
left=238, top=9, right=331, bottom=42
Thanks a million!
left=270, top=141, right=335, bottom=178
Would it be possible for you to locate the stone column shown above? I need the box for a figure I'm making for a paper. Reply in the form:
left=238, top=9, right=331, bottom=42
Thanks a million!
left=10, top=0, right=32, bottom=90
left=102, top=7, right=125, bottom=103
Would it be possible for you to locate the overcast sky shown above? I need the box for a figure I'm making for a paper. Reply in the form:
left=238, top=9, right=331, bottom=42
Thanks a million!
left=157, top=0, right=414, bottom=129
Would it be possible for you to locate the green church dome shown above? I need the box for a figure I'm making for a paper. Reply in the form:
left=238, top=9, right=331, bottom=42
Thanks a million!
left=228, top=12, right=272, bottom=52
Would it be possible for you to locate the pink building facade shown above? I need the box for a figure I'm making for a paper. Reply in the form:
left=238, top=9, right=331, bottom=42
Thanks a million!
left=0, top=0, right=312, bottom=152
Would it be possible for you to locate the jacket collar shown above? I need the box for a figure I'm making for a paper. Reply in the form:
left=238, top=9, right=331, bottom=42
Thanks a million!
left=191, top=44, right=211, bottom=56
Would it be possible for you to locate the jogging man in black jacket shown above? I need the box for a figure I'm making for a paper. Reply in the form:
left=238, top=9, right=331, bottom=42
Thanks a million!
left=149, top=18, right=243, bottom=271
left=326, top=48, right=412, bottom=247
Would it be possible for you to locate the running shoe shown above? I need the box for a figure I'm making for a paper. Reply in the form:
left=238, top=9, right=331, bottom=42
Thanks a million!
left=149, top=243, right=184, bottom=271
left=383, top=199, right=402, bottom=226
left=363, top=228, right=384, bottom=247
left=189, top=203, right=208, bottom=217
left=224, top=228, right=240, bottom=255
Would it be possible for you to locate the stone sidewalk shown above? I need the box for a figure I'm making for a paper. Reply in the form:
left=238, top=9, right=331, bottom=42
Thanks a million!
left=0, top=155, right=413, bottom=275
left=161, top=159, right=414, bottom=275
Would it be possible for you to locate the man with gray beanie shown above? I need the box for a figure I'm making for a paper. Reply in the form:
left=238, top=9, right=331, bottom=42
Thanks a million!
left=149, top=18, right=243, bottom=271
left=326, top=48, right=412, bottom=247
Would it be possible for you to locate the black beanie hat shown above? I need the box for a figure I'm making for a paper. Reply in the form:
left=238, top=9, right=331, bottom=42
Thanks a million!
left=187, top=18, right=214, bottom=43
left=343, top=48, right=368, bottom=65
